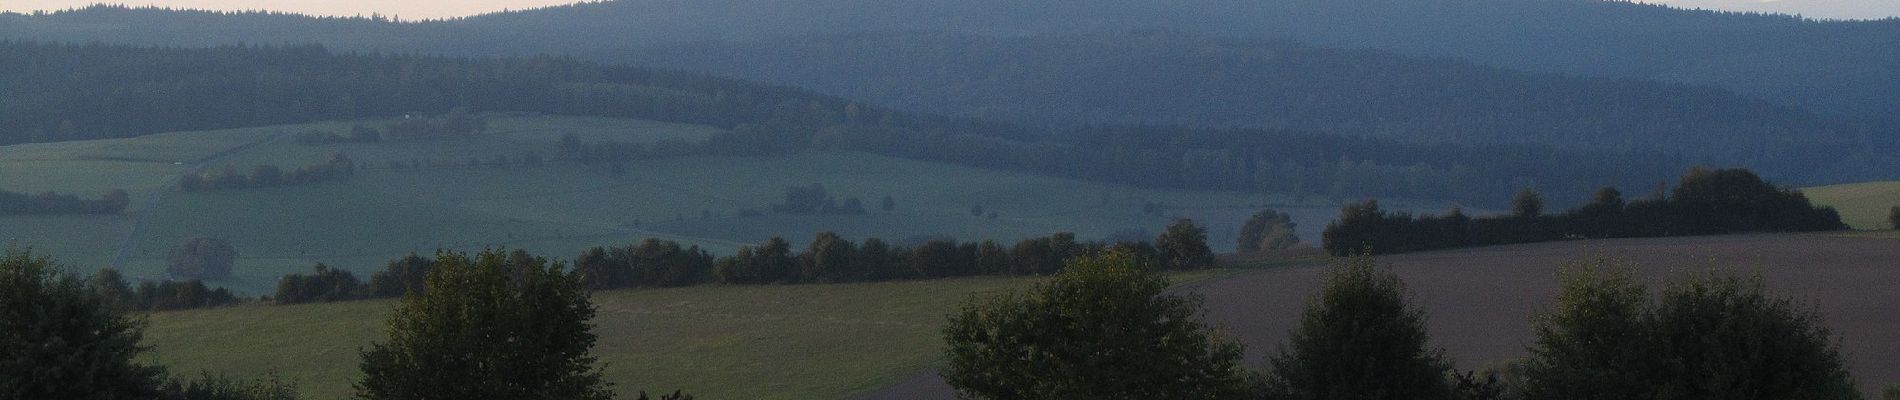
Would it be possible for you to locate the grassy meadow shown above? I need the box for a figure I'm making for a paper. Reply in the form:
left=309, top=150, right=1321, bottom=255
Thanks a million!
left=143, top=269, right=1237, bottom=399
left=1, top=114, right=1367, bottom=294
left=1803, top=181, right=1900, bottom=230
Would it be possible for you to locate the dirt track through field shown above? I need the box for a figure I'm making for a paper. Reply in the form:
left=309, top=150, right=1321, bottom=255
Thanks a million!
left=861, top=233, right=1900, bottom=399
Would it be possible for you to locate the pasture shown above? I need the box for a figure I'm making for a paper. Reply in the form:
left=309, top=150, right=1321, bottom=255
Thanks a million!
left=1, top=114, right=1374, bottom=294
left=1804, top=181, right=1900, bottom=230
left=143, top=269, right=1236, bottom=399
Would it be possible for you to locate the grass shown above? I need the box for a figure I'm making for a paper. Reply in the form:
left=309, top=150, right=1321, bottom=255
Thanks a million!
left=1802, top=181, right=1900, bottom=230
left=141, top=269, right=1230, bottom=400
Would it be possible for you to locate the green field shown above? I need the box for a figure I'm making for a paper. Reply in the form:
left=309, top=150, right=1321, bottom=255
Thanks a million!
left=1802, top=181, right=1900, bottom=230
left=143, top=269, right=1236, bottom=399
left=0, top=114, right=1373, bottom=294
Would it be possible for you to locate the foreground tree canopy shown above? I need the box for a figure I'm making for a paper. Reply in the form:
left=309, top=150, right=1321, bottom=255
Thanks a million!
left=1266, top=254, right=1455, bottom=400
left=356, top=249, right=613, bottom=400
left=1523, top=257, right=1861, bottom=400
left=941, top=251, right=1251, bottom=399
left=0, top=250, right=163, bottom=399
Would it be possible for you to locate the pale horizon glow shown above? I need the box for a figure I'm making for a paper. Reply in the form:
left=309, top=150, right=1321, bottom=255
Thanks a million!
left=3, top=0, right=1899, bottom=21
left=1635, top=0, right=1900, bottom=20
left=0, top=0, right=591, bottom=20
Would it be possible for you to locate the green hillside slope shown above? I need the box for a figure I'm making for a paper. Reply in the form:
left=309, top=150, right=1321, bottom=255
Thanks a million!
left=1804, top=181, right=1900, bottom=230
left=1, top=115, right=1346, bottom=293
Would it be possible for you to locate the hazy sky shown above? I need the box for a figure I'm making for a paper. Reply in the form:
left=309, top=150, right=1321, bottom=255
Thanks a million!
left=0, top=0, right=588, bottom=20
left=1639, top=0, right=1900, bottom=20
left=2, top=0, right=1898, bottom=21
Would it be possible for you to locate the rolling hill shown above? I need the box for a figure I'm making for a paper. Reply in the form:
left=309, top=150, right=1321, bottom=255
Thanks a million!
left=4, top=0, right=1898, bottom=127
left=0, top=114, right=1349, bottom=294
left=1803, top=181, right=1900, bottom=230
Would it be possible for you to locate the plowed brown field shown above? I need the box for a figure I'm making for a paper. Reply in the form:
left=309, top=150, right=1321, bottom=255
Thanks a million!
left=864, top=233, right=1900, bottom=399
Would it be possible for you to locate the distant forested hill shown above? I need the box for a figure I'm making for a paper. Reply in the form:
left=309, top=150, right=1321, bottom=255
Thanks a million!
left=612, top=31, right=1853, bottom=156
left=0, top=41, right=1697, bottom=206
left=3, top=0, right=1897, bottom=126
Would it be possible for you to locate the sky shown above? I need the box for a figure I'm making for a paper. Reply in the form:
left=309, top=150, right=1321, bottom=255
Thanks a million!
left=2, top=0, right=1898, bottom=21
left=0, top=0, right=589, bottom=20
left=1638, top=0, right=1900, bottom=20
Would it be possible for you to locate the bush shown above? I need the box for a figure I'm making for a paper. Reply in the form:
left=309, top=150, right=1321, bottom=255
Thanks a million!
left=1266, top=254, right=1455, bottom=400
left=941, top=251, right=1250, bottom=399
left=167, top=237, right=238, bottom=280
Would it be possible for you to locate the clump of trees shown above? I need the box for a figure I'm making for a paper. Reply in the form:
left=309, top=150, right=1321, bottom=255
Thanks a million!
left=1323, top=168, right=1846, bottom=255
left=293, top=125, right=382, bottom=144
left=0, top=188, right=130, bottom=215
left=1238, top=209, right=1301, bottom=254
left=940, top=251, right=1253, bottom=399
left=942, top=250, right=1869, bottom=399
left=1, top=249, right=293, bottom=399
left=167, top=237, right=237, bottom=280
left=1519, top=257, right=1860, bottom=400
left=771, top=183, right=867, bottom=215
left=574, top=239, right=716, bottom=289
left=273, top=264, right=363, bottom=304
left=355, top=249, right=692, bottom=399
left=181, top=154, right=356, bottom=192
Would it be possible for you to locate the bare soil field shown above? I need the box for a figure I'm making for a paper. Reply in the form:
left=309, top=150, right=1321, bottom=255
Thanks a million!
left=864, top=233, right=1900, bottom=399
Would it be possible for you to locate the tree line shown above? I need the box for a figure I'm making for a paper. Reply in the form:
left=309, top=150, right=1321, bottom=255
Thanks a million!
left=273, top=220, right=1217, bottom=304
left=0, top=188, right=130, bottom=215
left=180, top=154, right=356, bottom=192
left=1322, top=167, right=1847, bottom=256
left=941, top=251, right=1879, bottom=399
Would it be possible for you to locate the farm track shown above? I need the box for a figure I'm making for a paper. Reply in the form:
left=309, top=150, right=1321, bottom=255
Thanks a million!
left=110, top=132, right=289, bottom=271
left=861, top=233, right=1900, bottom=399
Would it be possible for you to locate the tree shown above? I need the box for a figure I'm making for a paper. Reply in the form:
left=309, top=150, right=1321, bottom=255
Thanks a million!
left=1521, top=258, right=1861, bottom=400
left=167, top=237, right=238, bottom=280
left=1644, top=272, right=1858, bottom=400
left=355, top=249, right=613, bottom=400
left=367, top=253, right=433, bottom=298
left=802, top=232, right=854, bottom=282
left=1520, top=257, right=1654, bottom=400
left=941, top=251, right=1250, bottom=399
left=276, top=263, right=364, bottom=304
left=1267, top=254, right=1454, bottom=400
left=1238, top=209, right=1301, bottom=253
left=1889, top=206, right=1899, bottom=230
left=1, top=250, right=165, bottom=399
left=1156, top=219, right=1215, bottom=270
left=1512, top=188, right=1544, bottom=220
